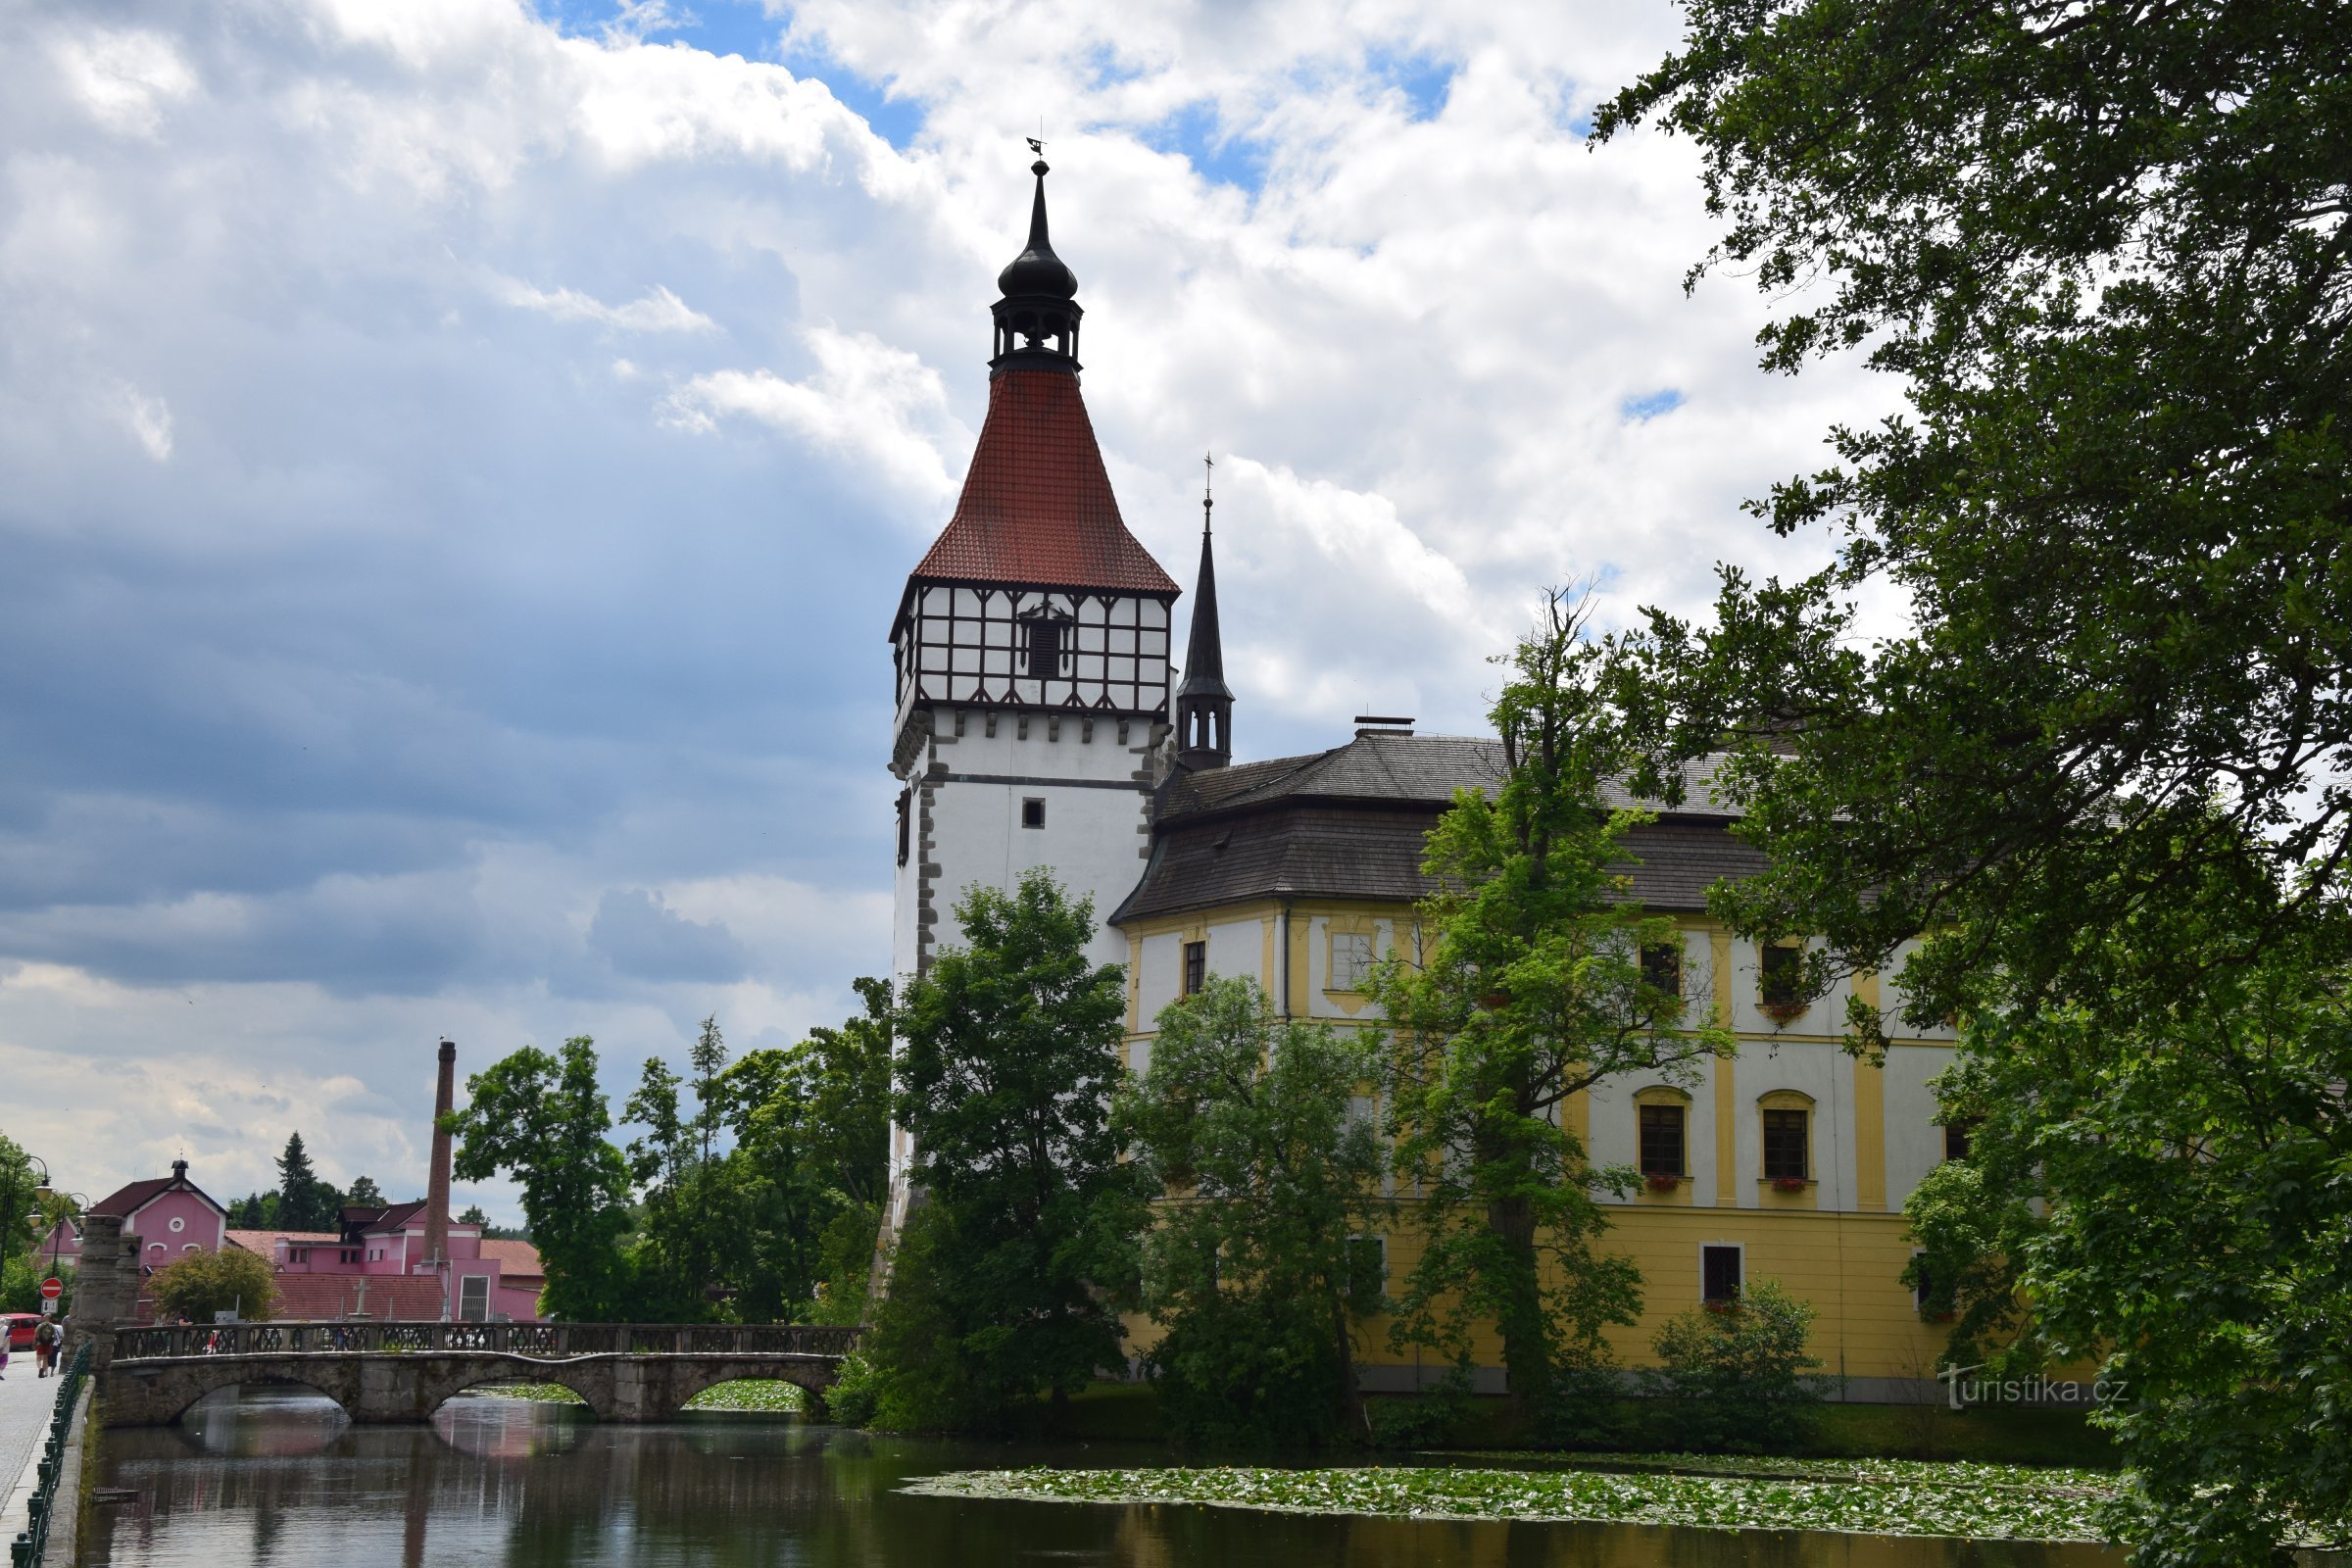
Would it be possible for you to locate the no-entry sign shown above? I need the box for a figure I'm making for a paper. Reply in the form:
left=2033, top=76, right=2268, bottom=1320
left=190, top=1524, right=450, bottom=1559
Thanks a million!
left=38, top=1277, right=61, bottom=1300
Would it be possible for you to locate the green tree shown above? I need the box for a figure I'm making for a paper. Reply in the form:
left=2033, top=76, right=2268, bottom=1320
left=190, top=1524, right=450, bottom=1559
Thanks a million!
left=1597, top=5, right=2351, bottom=1556
left=1370, top=594, right=1735, bottom=1429
left=1643, top=1279, right=1825, bottom=1454
left=342, top=1174, right=385, bottom=1208
left=0, top=1134, right=39, bottom=1269
left=872, top=871, right=1145, bottom=1430
left=273, top=1133, right=339, bottom=1233
left=458, top=1203, right=488, bottom=1226
left=1119, top=977, right=1390, bottom=1447
left=450, top=1038, right=636, bottom=1320
left=713, top=979, right=892, bottom=1323
left=149, top=1246, right=278, bottom=1323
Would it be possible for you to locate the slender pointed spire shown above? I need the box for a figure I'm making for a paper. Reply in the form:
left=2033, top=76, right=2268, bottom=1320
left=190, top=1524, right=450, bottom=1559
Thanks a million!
left=1177, top=453, right=1233, bottom=769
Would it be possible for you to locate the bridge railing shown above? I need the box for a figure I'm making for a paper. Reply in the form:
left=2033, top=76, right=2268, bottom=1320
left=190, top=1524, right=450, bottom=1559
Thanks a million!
left=111, top=1321, right=864, bottom=1361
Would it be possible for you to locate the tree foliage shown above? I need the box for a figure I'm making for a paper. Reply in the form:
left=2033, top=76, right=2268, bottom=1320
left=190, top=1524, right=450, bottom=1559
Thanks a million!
left=870, top=870, right=1145, bottom=1431
left=272, top=1132, right=340, bottom=1233
left=149, top=1245, right=278, bottom=1323
left=1597, top=6, right=2352, bottom=1557
left=1120, top=977, right=1390, bottom=1448
left=1370, top=594, right=1734, bottom=1427
left=450, top=1038, right=636, bottom=1320
left=1643, top=1279, right=1825, bottom=1454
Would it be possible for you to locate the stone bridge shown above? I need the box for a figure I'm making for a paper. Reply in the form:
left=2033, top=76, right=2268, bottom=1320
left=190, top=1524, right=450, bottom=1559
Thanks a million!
left=100, top=1320, right=863, bottom=1427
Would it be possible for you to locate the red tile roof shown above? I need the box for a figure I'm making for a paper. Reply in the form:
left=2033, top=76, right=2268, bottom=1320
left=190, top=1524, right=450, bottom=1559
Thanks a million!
left=268, top=1274, right=447, bottom=1321
left=480, top=1239, right=544, bottom=1281
left=909, top=369, right=1178, bottom=598
left=91, top=1173, right=227, bottom=1220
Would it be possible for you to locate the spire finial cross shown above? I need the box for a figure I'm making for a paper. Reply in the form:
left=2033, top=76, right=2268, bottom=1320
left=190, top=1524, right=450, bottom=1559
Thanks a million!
left=1202, top=452, right=1214, bottom=533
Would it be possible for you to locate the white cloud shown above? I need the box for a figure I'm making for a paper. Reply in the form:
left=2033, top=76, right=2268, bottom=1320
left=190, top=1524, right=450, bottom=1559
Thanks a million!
left=492, top=275, right=717, bottom=333
left=109, top=380, right=174, bottom=461
left=50, top=27, right=198, bottom=139
left=661, top=325, right=964, bottom=506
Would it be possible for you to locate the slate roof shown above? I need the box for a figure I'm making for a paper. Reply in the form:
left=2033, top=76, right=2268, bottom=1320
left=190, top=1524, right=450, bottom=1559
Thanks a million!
left=907, top=368, right=1179, bottom=599
left=1113, top=732, right=1762, bottom=923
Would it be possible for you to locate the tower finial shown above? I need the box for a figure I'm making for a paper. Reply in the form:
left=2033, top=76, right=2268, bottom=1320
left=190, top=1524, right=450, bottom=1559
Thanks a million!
left=992, top=150, right=1082, bottom=371
left=1203, top=452, right=1214, bottom=533
left=1177, top=448, right=1233, bottom=770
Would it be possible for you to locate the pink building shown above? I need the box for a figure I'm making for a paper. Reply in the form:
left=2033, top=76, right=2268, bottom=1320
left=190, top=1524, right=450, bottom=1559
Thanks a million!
left=226, top=1201, right=543, bottom=1322
left=57, top=1043, right=547, bottom=1322
left=76, top=1160, right=229, bottom=1274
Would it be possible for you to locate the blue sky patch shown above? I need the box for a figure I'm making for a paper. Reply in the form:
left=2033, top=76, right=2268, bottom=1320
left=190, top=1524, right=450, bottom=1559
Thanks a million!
left=1144, top=100, right=1271, bottom=195
left=1367, top=48, right=1456, bottom=122
left=1621, top=387, right=1686, bottom=422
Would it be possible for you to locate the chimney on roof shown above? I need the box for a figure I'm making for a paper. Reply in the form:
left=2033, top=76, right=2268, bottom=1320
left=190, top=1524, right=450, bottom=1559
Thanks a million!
left=1353, top=714, right=1415, bottom=737
left=424, top=1041, right=456, bottom=1305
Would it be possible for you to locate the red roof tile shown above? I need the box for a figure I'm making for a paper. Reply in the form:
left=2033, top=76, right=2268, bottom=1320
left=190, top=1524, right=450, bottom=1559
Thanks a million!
left=480, top=1239, right=544, bottom=1281
left=267, top=1274, right=447, bottom=1321
left=909, top=369, right=1178, bottom=598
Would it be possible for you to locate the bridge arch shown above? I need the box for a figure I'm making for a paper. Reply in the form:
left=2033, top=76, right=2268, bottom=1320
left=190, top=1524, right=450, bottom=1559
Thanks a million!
left=132, top=1360, right=366, bottom=1426
left=662, top=1361, right=832, bottom=1416
left=427, top=1363, right=613, bottom=1421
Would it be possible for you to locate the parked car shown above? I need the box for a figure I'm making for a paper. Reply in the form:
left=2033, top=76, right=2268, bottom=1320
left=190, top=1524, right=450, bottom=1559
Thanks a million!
left=0, top=1313, right=43, bottom=1351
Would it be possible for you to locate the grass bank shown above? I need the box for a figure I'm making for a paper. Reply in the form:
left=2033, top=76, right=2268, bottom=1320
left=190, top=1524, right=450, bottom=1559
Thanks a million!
left=463, top=1380, right=808, bottom=1414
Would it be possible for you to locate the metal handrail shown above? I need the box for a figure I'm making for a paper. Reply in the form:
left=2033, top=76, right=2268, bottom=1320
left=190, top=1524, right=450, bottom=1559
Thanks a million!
left=110, top=1320, right=864, bottom=1362
left=12, top=1341, right=91, bottom=1568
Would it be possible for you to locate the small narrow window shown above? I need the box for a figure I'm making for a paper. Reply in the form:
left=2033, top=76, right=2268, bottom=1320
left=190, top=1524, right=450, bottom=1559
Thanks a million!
left=1942, top=1118, right=1978, bottom=1162
left=1912, top=1250, right=1937, bottom=1312
left=1701, top=1245, right=1742, bottom=1304
left=460, top=1273, right=490, bottom=1322
left=1184, top=940, right=1206, bottom=996
left=1346, top=1236, right=1387, bottom=1311
left=1639, top=1103, right=1688, bottom=1178
left=1762, top=1107, right=1810, bottom=1180
left=1641, top=941, right=1683, bottom=998
left=896, top=788, right=911, bottom=865
left=1760, top=943, right=1803, bottom=1006
left=1021, top=798, right=1046, bottom=830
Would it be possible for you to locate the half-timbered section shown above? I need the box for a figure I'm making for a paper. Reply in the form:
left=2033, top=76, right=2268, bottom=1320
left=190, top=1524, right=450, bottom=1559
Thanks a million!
left=893, top=585, right=1172, bottom=720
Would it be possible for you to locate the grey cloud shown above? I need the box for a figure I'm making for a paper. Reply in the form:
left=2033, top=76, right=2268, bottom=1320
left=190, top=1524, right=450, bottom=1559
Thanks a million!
left=587, top=888, right=753, bottom=984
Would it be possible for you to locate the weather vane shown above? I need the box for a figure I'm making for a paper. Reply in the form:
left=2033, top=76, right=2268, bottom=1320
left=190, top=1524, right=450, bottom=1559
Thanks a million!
left=1202, top=452, right=1214, bottom=529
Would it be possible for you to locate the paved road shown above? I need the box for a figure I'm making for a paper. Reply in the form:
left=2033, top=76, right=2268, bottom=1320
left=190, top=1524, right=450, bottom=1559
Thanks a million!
left=0, top=1337, right=72, bottom=1546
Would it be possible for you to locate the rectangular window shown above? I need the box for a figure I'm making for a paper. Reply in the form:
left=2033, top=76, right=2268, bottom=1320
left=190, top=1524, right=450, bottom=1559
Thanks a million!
left=1021, top=797, right=1046, bottom=830
left=1912, top=1250, right=1936, bottom=1312
left=896, top=788, right=911, bottom=865
left=1701, top=1245, right=1742, bottom=1304
left=1024, top=618, right=1064, bottom=677
left=1639, top=1103, right=1688, bottom=1178
left=1641, top=941, right=1683, bottom=997
left=1760, top=943, right=1802, bottom=1006
left=1184, top=940, right=1206, bottom=996
left=1942, top=1119, right=1977, bottom=1162
left=1330, top=931, right=1375, bottom=990
left=1346, top=1236, right=1387, bottom=1312
left=1762, top=1108, right=1810, bottom=1180
left=459, top=1273, right=490, bottom=1322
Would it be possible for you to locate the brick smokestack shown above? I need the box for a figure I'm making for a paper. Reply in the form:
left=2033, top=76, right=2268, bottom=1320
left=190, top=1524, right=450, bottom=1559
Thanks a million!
left=424, top=1039, right=456, bottom=1278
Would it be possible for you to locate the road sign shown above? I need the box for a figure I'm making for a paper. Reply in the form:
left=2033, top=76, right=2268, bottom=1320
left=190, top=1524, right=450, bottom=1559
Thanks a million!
left=39, top=1299, right=56, bottom=1316
left=38, top=1277, right=61, bottom=1301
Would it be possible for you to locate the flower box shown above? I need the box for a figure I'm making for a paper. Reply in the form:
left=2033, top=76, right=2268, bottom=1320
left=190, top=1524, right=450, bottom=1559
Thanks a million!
left=1644, top=1172, right=1684, bottom=1193
left=1770, top=1175, right=1810, bottom=1194
left=1760, top=999, right=1808, bottom=1026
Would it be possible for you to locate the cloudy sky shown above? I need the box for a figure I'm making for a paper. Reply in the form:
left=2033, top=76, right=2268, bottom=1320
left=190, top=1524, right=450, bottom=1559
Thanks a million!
left=2, top=0, right=1886, bottom=1218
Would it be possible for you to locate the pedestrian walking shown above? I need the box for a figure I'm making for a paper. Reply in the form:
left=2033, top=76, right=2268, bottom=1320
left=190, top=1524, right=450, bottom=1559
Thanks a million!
left=33, top=1320, right=58, bottom=1377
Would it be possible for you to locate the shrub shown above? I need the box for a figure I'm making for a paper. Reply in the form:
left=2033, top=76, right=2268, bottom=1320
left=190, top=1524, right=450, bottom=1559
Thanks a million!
left=823, top=1352, right=878, bottom=1428
left=1642, top=1278, right=1826, bottom=1452
left=1365, top=1363, right=1477, bottom=1448
left=149, top=1246, right=279, bottom=1323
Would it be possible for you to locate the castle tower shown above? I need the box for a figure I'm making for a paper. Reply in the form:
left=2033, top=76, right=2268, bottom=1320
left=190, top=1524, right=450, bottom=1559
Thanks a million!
left=879, top=158, right=1181, bottom=1274
left=887, top=156, right=1180, bottom=982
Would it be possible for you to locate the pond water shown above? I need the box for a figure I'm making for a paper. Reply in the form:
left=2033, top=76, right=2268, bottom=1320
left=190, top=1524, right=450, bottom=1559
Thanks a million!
left=89, top=1386, right=2126, bottom=1568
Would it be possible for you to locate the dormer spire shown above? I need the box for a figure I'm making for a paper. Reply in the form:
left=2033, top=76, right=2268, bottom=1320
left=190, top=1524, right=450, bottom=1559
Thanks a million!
left=1176, top=453, right=1233, bottom=770
left=991, top=155, right=1083, bottom=373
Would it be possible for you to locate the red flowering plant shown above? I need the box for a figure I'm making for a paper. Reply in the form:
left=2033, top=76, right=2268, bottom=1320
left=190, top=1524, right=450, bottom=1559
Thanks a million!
left=1645, top=1172, right=1684, bottom=1193
left=1771, top=1175, right=1810, bottom=1194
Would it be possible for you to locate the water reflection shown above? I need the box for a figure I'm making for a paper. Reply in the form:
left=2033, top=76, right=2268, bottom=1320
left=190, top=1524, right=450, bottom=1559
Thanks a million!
left=90, top=1388, right=2125, bottom=1568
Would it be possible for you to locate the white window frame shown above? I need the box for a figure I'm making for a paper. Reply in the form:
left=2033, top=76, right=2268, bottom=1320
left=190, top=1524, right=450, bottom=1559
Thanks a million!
left=459, top=1273, right=491, bottom=1322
